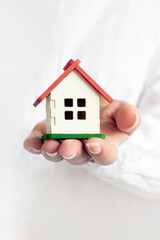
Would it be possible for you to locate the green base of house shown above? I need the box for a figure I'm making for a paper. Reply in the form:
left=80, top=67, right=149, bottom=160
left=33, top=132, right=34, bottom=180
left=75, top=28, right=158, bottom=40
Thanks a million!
left=41, top=133, right=105, bottom=141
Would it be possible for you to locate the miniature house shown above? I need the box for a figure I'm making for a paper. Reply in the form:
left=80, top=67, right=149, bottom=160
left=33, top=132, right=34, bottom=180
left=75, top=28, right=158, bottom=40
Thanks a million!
left=33, top=59, right=113, bottom=140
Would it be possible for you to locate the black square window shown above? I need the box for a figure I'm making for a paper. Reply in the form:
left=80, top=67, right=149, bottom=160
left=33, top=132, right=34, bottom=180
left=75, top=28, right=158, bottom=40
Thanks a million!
left=77, top=111, right=86, bottom=120
left=77, top=98, right=86, bottom=107
left=64, top=98, right=73, bottom=107
left=65, top=111, right=73, bottom=120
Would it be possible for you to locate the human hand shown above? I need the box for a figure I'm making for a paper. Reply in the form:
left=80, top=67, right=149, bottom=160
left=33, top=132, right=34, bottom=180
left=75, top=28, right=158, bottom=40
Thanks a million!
left=23, top=100, right=141, bottom=165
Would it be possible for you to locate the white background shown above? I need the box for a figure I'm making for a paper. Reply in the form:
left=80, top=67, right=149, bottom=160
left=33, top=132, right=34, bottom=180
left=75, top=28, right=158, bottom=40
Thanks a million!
left=1, top=0, right=160, bottom=239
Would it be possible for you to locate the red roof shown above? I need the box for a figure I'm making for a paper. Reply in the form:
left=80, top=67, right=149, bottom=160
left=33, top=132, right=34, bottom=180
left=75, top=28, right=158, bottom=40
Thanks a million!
left=33, top=59, right=113, bottom=107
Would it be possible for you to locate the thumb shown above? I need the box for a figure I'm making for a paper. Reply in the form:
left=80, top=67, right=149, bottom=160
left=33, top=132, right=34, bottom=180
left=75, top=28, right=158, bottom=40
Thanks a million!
left=115, top=104, right=141, bottom=135
left=101, top=100, right=141, bottom=135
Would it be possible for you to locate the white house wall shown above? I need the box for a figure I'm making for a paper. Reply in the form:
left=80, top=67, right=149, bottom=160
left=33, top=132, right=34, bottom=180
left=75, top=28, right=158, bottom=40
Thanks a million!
left=46, top=70, right=100, bottom=134
left=46, top=94, right=51, bottom=133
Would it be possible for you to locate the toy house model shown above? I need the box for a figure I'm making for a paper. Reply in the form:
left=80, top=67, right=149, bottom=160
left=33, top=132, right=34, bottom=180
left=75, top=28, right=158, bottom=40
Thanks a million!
left=33, top=59, right=113, bottom=140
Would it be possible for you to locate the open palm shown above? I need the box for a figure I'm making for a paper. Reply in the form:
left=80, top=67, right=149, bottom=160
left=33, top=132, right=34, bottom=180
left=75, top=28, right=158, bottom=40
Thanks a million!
left=24, top=100, right=141, bottom=165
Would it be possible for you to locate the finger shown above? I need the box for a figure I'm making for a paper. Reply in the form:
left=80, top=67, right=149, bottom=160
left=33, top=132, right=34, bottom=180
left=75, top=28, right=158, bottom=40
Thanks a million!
left=41, top=139, right=63, bottom=162
left=23, top=130, right=43, bottom=154
left=84, top=137, right=118, bottom=165
left=101, top=100, right=141, bottom=134
left=115, top=105, right=141, bottom=134
left=58, top=139, right=91, bottom=165
left=100, top=100, right=141, bottom=147
left=23, top=120, right=46, bottom=154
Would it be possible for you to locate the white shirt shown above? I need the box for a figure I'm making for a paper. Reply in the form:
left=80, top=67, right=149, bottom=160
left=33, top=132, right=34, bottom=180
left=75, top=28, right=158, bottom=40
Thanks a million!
left=1, top=0, right=160, bottom=192
left=21, top=0, right=160, bottom=192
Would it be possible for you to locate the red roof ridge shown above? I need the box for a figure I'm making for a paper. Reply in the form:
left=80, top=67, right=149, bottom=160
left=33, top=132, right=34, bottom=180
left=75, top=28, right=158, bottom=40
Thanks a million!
left=63, top=59, right=79, bottom=71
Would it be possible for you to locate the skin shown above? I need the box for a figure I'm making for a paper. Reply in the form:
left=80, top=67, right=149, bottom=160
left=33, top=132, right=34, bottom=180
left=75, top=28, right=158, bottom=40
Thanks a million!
left=23, top=100, right=141, bottom=165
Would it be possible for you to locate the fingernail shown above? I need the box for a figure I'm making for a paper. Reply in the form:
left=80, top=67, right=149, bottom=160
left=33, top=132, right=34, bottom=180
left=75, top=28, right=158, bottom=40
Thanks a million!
left=46, top=152, right=58, bottom=157
left=86, top=143, right=101, bottom=155
left=62, top=152, right=77, bottom=160
left=32, top=148, right=41, bottom=153
left=126, top=112, right=139, bottom=132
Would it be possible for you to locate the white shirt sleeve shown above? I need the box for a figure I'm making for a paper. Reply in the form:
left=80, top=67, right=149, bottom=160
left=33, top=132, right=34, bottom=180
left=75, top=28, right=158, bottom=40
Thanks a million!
left=114, top=41, right=160, bottom=189
left=84, top=41, right=160, bottom=193
left=130, top=42, right=160, bottom=153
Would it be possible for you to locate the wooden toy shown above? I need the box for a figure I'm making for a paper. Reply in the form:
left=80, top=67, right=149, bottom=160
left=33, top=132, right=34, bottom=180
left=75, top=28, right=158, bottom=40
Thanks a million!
left=33, top=59, right=113, bottom=140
